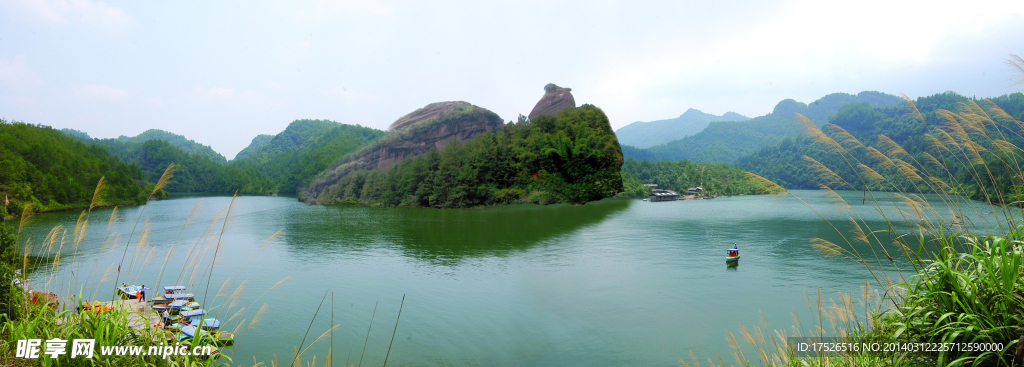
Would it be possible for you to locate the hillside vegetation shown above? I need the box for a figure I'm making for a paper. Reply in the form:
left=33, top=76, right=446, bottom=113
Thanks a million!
left=115, top=129, right=228, bottom=163
left=615, top=109, right=749, bottom=148
left=230, top=120, right=385, bottom=194
left=737, top=92, right=1024, bottom=201
left=624, top=91, right=902, bottom=163
left=621, top=158, right=784, bottom=197
left=90, top=139, right=276, bottom=194
left=311, top=105, right=624, bottom=207
left=0, top=120, right=149, bottom=216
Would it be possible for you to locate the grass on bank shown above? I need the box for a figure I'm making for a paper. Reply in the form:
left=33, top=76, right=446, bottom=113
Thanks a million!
left=690, top=55, right=1024, bottom=367
left=0, top=165, right=352, bottom=366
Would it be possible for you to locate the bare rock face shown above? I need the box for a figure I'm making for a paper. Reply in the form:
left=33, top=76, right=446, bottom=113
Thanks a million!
left=528, top=84, right=576, bottom=120
left=305, top=101, right=503, bottom=202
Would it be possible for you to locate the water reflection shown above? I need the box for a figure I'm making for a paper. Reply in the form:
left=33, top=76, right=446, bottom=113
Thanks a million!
left=281, top=199, right=632, bottom=265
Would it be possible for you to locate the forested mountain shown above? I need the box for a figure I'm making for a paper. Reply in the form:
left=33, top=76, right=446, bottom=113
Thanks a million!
left=309, top=104, right=624, bottom=208
left=115, top=129, right=227, bottom=163
left=736, top=92, right=1024, bottom=202
left=624, top=91, right=903, bottom=163
left=90, top=139, right=276, bottom=194
left=620, top=159, right=784, bottom=197
left=230, top=120, right=385, bottom=194
left=615, top=109, right=749, bottom=148
left=1, top=120, right=149, bottom=216
left=234, top=134, right=273, bottom=160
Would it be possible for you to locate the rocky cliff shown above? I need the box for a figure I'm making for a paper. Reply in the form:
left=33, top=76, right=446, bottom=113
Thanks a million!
left=305, top=101, right=503, bottom=202
left=528, top=84, right=575, bottom=120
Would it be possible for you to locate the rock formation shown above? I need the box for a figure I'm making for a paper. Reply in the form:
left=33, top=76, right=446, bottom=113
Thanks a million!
left=305, top=101, right=503, bottom=202
left=528, top=84, right=575, bottom=120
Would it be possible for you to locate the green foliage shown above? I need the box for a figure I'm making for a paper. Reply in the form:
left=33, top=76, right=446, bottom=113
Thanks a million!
left=231, top=120, right=384, bottom=194
left=737, top=92, right=1024, bottom=201
left=0, top=224, right=20, bottom=320
left=624, top=91, right=903, bottom=164
left=887, top=235, right=1024, bottom=366
left=0, top=120, right=148, bottom=213
left=115, top=129, right=227, bottom=164
left=93, top=139, right=276, bottom=195
left=316, top=105, right=625, bottom=207
left=621, top=158, right=784, bottom=196
left=232, top=134, right=273, bottom=160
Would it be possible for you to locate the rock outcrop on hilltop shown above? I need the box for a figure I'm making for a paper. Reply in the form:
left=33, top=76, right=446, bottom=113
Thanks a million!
left=528, top=84, right=575, bottom=120
left=304, top=101, right=503, bottom=202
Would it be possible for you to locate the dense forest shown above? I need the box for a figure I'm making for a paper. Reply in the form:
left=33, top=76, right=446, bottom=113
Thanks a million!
left=620, top=158, right=785, bottom=197
left=311, top=105, right=625, bottom=208
left=231, top=120, right=384, bottom=194
left=91, top=139, right=277, bottom=194
left=0, top=120, right=149, bottom=217
left=624, top=91, right=903, bottom=164
left=737, top=92, right=1024, bottom=202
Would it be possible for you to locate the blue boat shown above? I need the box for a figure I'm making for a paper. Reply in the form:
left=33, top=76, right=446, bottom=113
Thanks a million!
left=152, top=286, right=194, bottom=303
left=116, top=285, right=150, bottom=300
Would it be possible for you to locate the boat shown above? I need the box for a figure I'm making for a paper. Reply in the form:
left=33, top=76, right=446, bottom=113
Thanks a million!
left=726, top=248, right=740, bottom=262
left=152, top=286, right=195, bottom=303
left=212, top=331, right=234, bottom=345
left=180, top=309, right=222, bottom=330
left=116, top=285, right=150, bottom=300
left=166, top=322, right=187, bottom=331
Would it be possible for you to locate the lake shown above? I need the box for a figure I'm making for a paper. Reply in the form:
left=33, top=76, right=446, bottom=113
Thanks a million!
left=16, top=189, right=1005, bottom=366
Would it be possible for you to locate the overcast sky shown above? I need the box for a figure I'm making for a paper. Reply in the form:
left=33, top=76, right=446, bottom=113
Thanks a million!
left=2, top=0, right=1023, bottom=159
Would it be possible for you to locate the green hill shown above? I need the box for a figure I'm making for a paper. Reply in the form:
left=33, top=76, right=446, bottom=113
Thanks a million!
left=1, top=120, right=149, bottom=216
left=90, top=138, right=275, bottom=194
left=308, top=104, right=624, bottom=208
left=116, top=129, right=227, bottom=163
left=736, top=92, right=1024, bottom=202
left=615, top=109, right=749, bottom=148
left=230, top=120, right=385, bottom=194
left=624, top=91, right=903, bottom=164
left=233, top=134, right=274, bottom=160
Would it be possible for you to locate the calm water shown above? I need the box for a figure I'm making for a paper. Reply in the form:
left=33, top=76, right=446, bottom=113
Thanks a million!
left=16, top=190, right=1006, bottom=366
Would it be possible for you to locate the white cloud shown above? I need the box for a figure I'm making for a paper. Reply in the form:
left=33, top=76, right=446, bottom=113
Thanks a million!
left=75, top=84, right=126, bottom=101
left=0, top=0, right=134, bottom=31
left=0, top=55, right=42, bottom=92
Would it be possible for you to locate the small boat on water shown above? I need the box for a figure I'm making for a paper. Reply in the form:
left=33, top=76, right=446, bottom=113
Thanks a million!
left=117, top=285, right=150, bottom=299
left=726, top=248, right=740, bottom=263
left=152, top=286, right=194, bottom=303
left=181, top=309, right=222, bottom=330
left=212, top=331, right=234, bottom=345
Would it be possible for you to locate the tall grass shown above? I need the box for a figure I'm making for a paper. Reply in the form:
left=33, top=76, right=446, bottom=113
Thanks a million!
left=0, top=165, right=323, bottom=366
left=692, top=55, right=1024, bottom=366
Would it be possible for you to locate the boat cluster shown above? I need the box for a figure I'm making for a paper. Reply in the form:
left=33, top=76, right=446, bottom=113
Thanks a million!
left=122, top=285, right=234, bottom=356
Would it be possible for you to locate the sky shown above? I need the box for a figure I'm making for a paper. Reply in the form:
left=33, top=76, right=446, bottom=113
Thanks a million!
left=2, top=0, right=1024, bottom=160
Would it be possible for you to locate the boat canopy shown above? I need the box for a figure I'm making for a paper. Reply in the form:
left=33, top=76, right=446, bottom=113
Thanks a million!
left=181, top=325, right=200, bottom=337
left=180, top=309, right=206, bottom=317
left=165, top=293, right=192, bottom=300
left=195, top=318, right=221, bottom=328
left=163, top=285, right=186, bottom=291
left=168, top=300, right=188, bottom=308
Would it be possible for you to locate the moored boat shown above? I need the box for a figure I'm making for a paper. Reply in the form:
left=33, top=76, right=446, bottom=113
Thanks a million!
left=116, top=285, right=149, bottom=299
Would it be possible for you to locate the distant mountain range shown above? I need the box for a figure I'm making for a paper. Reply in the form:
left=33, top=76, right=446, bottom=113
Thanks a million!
left=615, top=109, right=750, bottom=148
left=622, top=91, right=904, bottom=164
